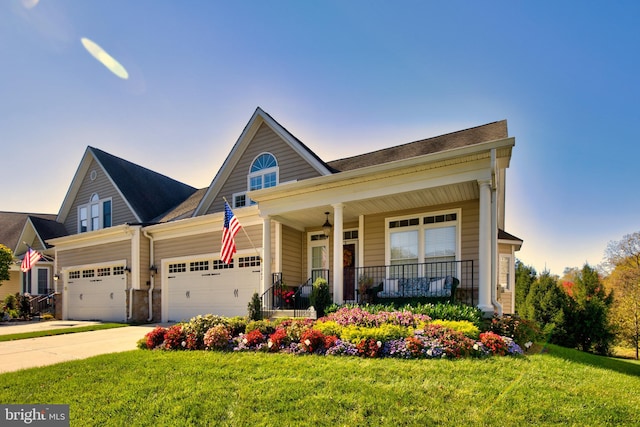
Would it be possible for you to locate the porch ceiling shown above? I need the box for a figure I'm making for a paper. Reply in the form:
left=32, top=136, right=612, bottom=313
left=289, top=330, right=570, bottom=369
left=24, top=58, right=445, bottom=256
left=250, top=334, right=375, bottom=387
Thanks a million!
left=268, top=180, right=479, bottom=230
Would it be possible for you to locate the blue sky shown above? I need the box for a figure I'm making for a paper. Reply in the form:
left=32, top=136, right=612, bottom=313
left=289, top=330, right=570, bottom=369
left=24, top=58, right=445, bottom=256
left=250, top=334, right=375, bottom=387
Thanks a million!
left=2, top=0, right=638, bottom=276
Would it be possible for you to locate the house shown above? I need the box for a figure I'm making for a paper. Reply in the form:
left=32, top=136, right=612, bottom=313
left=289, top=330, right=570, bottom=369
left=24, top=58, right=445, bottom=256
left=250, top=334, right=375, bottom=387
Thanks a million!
left=0, top=212, right=66, bottom=304
left=47, top=107, right=522, bottom=323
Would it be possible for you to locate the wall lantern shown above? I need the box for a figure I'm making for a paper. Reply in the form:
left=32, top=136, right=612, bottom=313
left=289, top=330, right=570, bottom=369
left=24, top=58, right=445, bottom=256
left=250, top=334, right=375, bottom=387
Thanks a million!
left=149, top=265, right=158, bottom=276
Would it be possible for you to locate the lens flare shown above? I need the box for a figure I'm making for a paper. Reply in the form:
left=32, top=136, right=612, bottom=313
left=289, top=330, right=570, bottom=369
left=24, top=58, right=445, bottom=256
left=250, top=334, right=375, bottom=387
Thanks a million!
left=80, top=37, right=129, bottom=80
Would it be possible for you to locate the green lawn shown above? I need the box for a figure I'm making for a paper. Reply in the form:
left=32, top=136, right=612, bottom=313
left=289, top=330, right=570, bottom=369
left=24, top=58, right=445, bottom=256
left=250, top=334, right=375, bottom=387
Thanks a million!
left=0, top=323, right=127, bottom=342
left=0, top=344, right=638, bottom=426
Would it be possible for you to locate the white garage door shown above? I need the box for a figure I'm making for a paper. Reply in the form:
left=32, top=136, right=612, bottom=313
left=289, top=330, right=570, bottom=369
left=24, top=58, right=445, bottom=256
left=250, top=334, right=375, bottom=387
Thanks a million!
left=66, top=265, right=127, bottom=322
left=165, top=256, right=261, bottom=322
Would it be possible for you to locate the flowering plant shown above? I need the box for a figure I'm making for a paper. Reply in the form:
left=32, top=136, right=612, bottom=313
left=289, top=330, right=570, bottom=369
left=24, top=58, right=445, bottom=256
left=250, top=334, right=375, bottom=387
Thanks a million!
left=479, top=331, right=508, bottom=356
left=268, top=328, right=289, bottom=352
left=300, top=329, right=328, bottom=353
left=163, top=325, right=186, bottom=350
left=204, top=324, right=232, bottom=350
left=356, top=338, right=383, bottom=358
left=144, top=326, right=167, bottom=349
left=243, top=329, right=266, bottom=348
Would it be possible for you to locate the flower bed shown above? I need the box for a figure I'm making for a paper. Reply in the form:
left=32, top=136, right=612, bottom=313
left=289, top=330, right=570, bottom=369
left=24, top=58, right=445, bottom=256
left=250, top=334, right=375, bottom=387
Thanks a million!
left=140, top=307, right=524, bottom=359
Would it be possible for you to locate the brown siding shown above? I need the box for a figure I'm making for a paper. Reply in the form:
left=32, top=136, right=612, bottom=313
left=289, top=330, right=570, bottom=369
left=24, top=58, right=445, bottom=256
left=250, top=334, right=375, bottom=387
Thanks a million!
left=206, top=123, right=324, bottom=214
left=0, top=271, right=22, bottom=301
left=64, top=159, right=137, bottom=234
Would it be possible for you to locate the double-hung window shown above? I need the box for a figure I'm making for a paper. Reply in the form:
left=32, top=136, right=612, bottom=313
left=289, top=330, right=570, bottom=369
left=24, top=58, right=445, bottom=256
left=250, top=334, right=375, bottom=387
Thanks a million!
left=78, top=193, right=112, bottom=233
left=387, top=210, right=460, bottom=278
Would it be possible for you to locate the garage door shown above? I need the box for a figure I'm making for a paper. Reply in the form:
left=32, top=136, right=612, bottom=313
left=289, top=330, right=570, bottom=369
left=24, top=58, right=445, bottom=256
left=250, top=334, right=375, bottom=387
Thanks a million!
left=165, top=256, right=261, bottom=322
left=66, top=265, right=127, bottom=322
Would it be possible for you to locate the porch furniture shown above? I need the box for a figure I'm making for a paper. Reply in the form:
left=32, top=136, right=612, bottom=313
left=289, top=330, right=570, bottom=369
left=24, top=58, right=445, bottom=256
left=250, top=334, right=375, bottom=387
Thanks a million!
left=373, top=275, right=459, bottom=304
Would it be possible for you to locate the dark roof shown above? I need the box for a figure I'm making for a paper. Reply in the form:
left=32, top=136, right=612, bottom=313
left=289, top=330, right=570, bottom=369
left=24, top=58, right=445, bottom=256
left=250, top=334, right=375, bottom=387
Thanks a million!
left=90, top=147, right=198, bottom=222
left=327, top=120, right=508, bottom=171
left=153, top=188, right=208, bottom=222
left=498, top=229, right=523, bottom=243
left=29, top=216, right=68, bottom=247
left=0, top=212, right=59, bottom=250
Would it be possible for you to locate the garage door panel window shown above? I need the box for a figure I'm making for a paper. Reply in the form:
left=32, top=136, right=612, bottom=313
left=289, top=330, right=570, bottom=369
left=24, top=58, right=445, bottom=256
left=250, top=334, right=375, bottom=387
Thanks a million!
left=238, top=256, right=260, bottom=268
left=190, top=261, right=209, bottom=272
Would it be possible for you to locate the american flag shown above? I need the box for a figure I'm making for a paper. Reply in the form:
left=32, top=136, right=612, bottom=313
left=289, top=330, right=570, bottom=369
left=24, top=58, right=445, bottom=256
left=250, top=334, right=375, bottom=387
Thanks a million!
left=21, top=247, right=43, bottom=272
left=221, top=202, right=241, bottom=265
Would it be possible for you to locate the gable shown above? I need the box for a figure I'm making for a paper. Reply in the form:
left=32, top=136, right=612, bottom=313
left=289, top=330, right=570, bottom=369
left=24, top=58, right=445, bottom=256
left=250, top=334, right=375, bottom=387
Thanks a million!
left=61, top=158, right=138, bottom=234
left=203, top=123, right=325, bottom=215
left=0, top=212, right=57, bottom=253
left=194, top=107, right=333, bottom=216
left=58, top=147, right=198, bottom=233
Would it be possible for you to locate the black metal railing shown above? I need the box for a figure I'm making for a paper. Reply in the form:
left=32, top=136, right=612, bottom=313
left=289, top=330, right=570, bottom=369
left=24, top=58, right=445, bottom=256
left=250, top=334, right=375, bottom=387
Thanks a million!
left=259, top=273, right=283, bottom=320
left=28, top=289, right=56, bottom=317
left=350, top=260, right=475, bottom=306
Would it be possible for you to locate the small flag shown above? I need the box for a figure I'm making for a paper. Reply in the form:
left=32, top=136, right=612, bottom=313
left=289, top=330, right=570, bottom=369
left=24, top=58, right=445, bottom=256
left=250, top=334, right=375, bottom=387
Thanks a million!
left=21, top=247, right=42, bottom=272
left=221, top=202, right=241, bottom=265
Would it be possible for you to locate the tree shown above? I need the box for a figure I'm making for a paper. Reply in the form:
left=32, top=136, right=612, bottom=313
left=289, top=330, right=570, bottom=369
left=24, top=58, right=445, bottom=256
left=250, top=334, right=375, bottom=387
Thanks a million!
left=0, top=244, right=14, bottom=286
left=515, top=259, right=537, bottom=315
left=523, top=271, right=569, bottom=341
left=605, top=232, right=640, bottom=359
left=565, top=264, right=615, bottom=355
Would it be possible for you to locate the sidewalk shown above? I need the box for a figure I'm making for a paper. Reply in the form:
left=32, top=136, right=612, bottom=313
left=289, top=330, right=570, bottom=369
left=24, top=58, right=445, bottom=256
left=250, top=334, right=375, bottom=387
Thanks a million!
left=0, top=322, right=160, bottom=373
left=0, top=320, right=102, bottom=336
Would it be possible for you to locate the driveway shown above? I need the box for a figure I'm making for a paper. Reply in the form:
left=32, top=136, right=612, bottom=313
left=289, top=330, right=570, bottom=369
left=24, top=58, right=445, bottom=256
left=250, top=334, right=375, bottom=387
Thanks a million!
left=0, top=321, right=161, bottom=373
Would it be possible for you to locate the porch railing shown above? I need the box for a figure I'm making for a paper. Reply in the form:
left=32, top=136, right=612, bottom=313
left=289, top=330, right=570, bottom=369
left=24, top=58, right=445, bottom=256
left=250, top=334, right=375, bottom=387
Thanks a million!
left=28, top=289, right=56, bottom=318
left=349, top=260, right=475, bottom=306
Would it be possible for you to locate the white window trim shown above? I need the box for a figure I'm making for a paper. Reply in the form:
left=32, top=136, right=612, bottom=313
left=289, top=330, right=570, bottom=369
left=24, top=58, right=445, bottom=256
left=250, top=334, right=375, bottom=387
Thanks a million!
left=384, top=208, right=461, bottom=266
left=77, top=194, right=112, bottom=233
left=307, top=232, right=329, bottom=278
left=247, top=152, right=279, bottom=193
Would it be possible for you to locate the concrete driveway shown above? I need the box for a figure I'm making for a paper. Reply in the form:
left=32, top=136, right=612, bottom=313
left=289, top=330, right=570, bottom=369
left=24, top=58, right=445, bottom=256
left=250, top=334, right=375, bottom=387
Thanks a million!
left=0, top=321, right=161, bottom=373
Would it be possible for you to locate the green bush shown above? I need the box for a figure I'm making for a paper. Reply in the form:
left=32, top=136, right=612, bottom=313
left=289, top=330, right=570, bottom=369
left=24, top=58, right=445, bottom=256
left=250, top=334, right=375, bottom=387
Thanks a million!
left=487, top=314, right=540, bottom=348
left=340, top=324, right=411, bottom=344
left=3, top=294, right=17, bottom=310
left=313, top=320, right=343, bottom=337
left=430, top=319, right=480, bottom=339
left=245, top=319, right=276, bottom=336
left=310, top=278, right=332, bottom=318
left=247, top=292, right=262, bottom=321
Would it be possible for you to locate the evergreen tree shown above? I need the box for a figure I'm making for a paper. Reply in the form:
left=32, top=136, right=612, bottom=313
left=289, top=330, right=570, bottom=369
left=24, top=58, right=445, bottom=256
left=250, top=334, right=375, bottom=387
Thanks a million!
left=523, top=271, right=569, bottom=341
left=515, top=259, right=537, bottom=314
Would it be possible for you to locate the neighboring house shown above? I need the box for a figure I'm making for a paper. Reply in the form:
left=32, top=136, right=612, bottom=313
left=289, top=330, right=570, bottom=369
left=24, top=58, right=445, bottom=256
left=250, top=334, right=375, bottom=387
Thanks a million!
left=0, top=212, right=66, bottom=302
left=47, top=107, right=522, bottom=323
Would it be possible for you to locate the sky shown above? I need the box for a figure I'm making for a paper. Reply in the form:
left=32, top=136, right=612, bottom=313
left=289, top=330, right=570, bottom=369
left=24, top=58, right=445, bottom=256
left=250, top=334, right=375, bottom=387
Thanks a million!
left=1, top=0, right=639, bottom=277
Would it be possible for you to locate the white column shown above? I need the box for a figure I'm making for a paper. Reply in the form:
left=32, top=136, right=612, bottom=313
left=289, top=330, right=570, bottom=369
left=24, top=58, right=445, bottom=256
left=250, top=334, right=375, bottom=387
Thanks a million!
left=332, top=203, right=344, bottom=304
left=478, top=179, right=494, bottom=316
left=261, top=216, right=272, bottom=295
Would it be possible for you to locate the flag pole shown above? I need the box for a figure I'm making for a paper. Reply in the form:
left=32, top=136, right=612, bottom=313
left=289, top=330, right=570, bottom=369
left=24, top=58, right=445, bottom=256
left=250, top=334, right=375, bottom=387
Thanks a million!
left=222, top=197, right=262, bottom=261
left=23, top=242, right=53, bottom=262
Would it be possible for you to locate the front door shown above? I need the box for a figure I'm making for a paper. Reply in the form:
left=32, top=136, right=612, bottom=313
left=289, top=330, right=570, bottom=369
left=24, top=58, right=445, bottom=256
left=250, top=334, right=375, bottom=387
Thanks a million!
left=343, top=243, right=356, bottom=301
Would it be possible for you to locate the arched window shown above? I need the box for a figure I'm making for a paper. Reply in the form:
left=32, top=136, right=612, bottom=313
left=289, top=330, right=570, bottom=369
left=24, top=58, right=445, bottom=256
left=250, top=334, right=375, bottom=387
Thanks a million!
left=234, top=153, right=279, bottom=208
left=249, top=153, right=278, bottom=191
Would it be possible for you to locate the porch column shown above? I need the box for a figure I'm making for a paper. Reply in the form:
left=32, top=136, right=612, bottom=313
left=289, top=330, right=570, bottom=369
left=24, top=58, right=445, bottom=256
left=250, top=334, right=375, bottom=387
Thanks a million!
left=332, top=203, right=344, bottom=303
left=261, top=216, right=272, bottom=295
left=478, top=179, right=494, bottom=316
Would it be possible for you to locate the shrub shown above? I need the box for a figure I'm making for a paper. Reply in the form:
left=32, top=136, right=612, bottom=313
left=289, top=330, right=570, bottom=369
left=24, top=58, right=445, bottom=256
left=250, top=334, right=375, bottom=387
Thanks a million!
left=421, top=324, right=475, bottom=358
left=313, top=320, right=343, bottom=337
left=310, top=278, right=332, bottom=318
left=226, top=316, right=248, bottom=336
left=356, top=338, right=383, bottom=358
left=164, top=325, right=185, bottom=350
left=243, top=329, right=266, bottom=347
left=248, top=292, right=262, bottom=321
left=487, top=314, right=539, bottom=348
left=430, top=319, right=479, bottom=339
left=479, top=332, right=508, bottom=356
left=300, top=329, right=328, bottom=353
left=245, top=320, right=276, bottom=336
left=267, top=328, right=290, bottom=352
left=340, top=324, right=410, bottom=344
left=409, top=303, right=483, bottom=326
left=182, top=314, right=228, bottom=349
left=204, top=324, right=232, bottom=350
left=276, top=318, right=314, bottom=341
left=3, top=294, right=17, bottom=310
left=144, top=326, right=167, bottom=349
